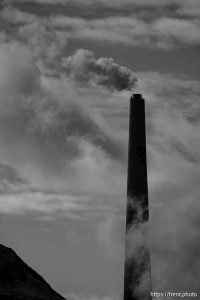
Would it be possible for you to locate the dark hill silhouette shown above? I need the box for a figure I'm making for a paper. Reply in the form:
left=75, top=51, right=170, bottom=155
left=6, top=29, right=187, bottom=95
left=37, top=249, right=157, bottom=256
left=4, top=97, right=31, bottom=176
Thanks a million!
left=0, top=244, right=66, bottom=300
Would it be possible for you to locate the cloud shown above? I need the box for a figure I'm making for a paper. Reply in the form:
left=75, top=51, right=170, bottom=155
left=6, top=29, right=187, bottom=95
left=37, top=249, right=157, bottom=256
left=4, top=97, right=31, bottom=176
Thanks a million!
left=0, top=24, right=134, bottom=181
left=150, top=180, right=200, bottom=295
left=0, top=192, right=81, bottom=215
left=50, top=15, right=200, bottom=48
left=0, top=163, right=25, bottom=184
left=97, top=215, right=125, bottom=261
left=0, top=41, right=40, bottom=101
left=149, top=163, right=200, bottom=296
left=0, top=163, right=28, bottom=194
left=50, top=16, right=152, bottom=46
left=153, top=17, right=200, bottom=47
left=0, top=35, right=132, bottom=219
left=2, top=5, right=200, bottom=49
left=17, top=20, right=67, bottom=75
left=3, top=0, right=173, bottom=6
left=0, top=189, right=122, bottom=220
left=1, top=12, right=137, bottom=88
left=0, top=5, right=38, bottom=24
left=4, top=0, right=200, bottom=22
left=7, top=0, right=199, bottom=10
left=6, top=0, right=200, bottom=22
left=0, top=35, right=127, bottom=300
left=176, top=0, right=200, bottom=17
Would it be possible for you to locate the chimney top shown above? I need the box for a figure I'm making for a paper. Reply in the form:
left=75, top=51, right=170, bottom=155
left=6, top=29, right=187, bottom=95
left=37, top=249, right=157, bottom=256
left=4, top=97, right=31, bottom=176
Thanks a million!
left=131, top=94, right=143, bottom=101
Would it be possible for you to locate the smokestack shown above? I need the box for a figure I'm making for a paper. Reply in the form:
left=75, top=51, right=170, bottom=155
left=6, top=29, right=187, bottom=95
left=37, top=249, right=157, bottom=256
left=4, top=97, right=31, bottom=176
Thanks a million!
left=124, top=94, right=151, bottom=300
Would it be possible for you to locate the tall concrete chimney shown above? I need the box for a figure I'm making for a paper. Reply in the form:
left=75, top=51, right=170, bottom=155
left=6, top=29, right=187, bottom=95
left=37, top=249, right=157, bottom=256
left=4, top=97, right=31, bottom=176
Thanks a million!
left=124, top=94, right=151, bottom=300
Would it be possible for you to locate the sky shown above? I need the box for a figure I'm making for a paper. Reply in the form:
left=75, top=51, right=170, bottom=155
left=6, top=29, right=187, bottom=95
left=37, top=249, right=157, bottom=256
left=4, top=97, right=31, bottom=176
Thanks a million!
left=0, top=1, right=200, bottom=299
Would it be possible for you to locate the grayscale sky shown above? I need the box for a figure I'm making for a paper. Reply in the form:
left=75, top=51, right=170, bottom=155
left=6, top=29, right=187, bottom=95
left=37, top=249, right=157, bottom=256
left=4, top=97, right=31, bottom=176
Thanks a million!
left=0, top=1, right=200, bottom=299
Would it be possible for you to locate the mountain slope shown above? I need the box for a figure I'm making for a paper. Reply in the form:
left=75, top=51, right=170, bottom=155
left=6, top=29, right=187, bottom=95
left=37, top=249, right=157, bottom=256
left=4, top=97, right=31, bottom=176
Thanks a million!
left=0, top=244, right=66, bottom=300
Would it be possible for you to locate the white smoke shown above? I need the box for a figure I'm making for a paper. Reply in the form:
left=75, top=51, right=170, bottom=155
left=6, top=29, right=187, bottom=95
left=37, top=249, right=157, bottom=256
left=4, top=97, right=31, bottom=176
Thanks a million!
left=124, top=196, right=151, bottom=300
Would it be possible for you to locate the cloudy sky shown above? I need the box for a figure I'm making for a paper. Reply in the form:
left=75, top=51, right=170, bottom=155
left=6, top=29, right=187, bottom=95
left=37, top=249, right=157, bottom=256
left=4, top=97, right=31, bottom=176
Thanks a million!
left=0, top=1, right=200, bottom=299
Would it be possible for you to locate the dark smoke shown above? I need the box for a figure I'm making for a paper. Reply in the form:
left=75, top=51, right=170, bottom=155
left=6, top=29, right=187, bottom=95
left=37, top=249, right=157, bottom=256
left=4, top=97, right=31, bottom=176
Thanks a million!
left=63, top=49, right=137, bottom=91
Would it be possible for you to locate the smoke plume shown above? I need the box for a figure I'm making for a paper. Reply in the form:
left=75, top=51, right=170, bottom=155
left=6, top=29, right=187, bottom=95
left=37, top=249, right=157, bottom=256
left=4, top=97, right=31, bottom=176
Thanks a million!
left=63, top=49, right=137, bottom=91
left=124, top=196, right=151, bottom=300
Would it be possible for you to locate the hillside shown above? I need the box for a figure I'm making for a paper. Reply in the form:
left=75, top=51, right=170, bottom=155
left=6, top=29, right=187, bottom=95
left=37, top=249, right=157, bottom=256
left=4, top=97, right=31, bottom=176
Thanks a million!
left=0, top=244, right=66, bottom=300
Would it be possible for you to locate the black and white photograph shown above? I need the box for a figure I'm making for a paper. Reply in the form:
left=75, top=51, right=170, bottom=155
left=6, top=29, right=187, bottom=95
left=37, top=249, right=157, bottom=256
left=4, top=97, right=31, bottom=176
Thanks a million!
left=0, top=1, right=200, bottom=299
